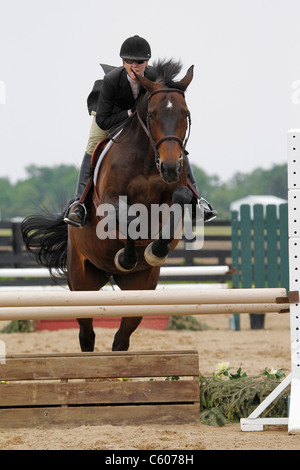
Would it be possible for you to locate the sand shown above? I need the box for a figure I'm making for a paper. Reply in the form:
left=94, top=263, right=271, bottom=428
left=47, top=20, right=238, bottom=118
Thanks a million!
left=0, top=311, right=299, bottom=451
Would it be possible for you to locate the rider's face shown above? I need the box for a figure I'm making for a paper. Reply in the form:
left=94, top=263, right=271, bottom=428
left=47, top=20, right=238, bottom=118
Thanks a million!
left=122, top=59, right=149, bottom=80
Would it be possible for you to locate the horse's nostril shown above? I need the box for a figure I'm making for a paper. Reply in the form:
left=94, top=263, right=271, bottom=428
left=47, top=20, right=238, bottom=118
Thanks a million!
left=161, top=161, right=181, bottom=173
left=160, top=160, right=181, bottom=183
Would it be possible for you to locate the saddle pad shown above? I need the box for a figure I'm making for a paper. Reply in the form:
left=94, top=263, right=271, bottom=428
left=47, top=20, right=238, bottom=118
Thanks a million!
left=93, top=130, right=122, bottom=186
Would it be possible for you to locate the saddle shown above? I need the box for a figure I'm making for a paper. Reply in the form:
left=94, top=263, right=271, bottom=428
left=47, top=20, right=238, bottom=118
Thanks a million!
left=91, top=137, right=110, bottom=169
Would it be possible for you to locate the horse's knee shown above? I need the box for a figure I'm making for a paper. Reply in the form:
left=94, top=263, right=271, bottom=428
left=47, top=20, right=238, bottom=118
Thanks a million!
left=172, top=186, right=193, bottom=205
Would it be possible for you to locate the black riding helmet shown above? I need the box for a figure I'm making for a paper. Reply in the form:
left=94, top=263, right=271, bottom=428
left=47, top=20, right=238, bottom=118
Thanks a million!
left=120, top=35, right=151, bottom=61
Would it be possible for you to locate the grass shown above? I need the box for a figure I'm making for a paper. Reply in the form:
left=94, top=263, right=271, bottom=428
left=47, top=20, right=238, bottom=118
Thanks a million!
left=204, top=225, right=231, bottom=236
left=0, top=228, right=13, bottom=237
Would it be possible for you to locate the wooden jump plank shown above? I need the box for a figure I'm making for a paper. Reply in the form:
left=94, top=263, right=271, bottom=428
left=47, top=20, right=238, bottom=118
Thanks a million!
left=0, top=404, right=200, bottom=428
left=1, top=351, right=199, bottom=381
left=0, top=379, right=199, bottom=407
left=0, top=350, right=200, bottom=427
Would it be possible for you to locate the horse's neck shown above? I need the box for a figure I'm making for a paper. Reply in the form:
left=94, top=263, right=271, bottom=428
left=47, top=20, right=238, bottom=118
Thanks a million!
left=126, top=103, right=154, bottom=171
left=136, top=94, right=150, bottom=129
left=132, top=133, right=155, bottom=177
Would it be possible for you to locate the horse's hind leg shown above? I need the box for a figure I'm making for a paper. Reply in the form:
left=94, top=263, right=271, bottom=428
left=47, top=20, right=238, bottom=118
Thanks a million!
left=112, top=267, right=160, bottom=351
left=112, top=317, right=142, bottom=351
left=78, top=318, right=96, bottom=352
left=78, top=262, right=108, bottom=351
left=68, top=250, right=108, bottom=351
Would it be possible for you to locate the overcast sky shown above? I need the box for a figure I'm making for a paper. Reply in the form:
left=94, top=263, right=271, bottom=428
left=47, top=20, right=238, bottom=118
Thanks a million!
left=1, top=0, right=300, bottom=185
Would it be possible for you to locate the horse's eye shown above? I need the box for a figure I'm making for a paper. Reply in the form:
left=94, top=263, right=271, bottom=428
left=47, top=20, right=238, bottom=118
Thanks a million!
left=148, top=112, right=154, bottom=120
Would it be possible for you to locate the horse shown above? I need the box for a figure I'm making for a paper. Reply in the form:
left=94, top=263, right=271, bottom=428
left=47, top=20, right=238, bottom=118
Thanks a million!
left=21, top=59, right=195, bottom=352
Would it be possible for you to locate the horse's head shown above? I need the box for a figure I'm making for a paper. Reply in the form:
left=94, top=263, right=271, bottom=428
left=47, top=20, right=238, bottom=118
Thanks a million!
left=136, top=65, right=193, bottom=183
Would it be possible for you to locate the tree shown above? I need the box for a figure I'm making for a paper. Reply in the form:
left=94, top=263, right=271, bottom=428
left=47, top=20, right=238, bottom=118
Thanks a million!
left=193, top=163, right=288, bottom=220
left=1, top=165, right=78, bottom=219
left=0, top=162, right=288, bottom=220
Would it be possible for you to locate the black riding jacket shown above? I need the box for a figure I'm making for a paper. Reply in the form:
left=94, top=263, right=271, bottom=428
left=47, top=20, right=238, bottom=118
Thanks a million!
left=87, top=65, right=156, bottom=131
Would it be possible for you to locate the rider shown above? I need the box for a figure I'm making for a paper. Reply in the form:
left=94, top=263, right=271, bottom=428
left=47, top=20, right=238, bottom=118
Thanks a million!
left=64, top=35, right=217, bottom=227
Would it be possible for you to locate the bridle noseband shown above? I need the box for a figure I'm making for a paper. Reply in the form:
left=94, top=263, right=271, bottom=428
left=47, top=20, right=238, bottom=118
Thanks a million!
left=137, top=88, right=191, bottom=171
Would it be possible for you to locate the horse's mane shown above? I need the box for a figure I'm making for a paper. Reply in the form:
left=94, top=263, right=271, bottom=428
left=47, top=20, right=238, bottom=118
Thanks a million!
left=152, top=59, right=184, bottom=89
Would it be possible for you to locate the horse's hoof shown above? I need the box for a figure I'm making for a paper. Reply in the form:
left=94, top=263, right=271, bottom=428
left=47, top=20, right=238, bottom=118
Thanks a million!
left=144, top=242, right=169, bottom=266
left=114, top=248, right=137, bottom=272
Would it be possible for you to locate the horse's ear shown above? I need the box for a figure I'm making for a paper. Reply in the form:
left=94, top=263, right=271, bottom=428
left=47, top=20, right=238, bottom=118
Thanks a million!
left=134, top=73, right=163, bottom=94
left=175, top=65, right=194, bottom=90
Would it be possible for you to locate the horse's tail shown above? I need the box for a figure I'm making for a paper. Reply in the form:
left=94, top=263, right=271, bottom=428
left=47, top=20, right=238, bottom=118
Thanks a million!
left=21, top=201, right=72, bottom=279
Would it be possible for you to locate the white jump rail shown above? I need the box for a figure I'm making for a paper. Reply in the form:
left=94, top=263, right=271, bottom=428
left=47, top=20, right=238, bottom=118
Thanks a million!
left=0, top=288, right=289, bottom=321
left=0, top=287, right=288, bottom=321
left=0, top=265, right=230, bottom=278
left=0, top=266, right=230, bottom=291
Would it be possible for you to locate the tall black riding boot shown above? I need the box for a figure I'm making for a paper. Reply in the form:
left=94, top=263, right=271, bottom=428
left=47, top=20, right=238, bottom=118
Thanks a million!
left=186, top=156, right=217, bottom=223
left=64, top=152, right=92, bottom=227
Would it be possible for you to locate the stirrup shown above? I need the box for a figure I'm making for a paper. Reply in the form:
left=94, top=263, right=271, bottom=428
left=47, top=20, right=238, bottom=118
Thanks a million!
left=63, top=201, right=87, bottom=227
left=199, top=197, right=218, bottom=223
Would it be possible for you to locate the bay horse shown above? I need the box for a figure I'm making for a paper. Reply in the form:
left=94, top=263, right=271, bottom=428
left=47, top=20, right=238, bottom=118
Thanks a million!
left=21, top=60, right=194, bottom=352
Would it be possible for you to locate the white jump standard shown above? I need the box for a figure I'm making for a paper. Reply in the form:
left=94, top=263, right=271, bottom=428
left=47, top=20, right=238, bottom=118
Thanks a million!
left=241, top=129, right=300, bottom=433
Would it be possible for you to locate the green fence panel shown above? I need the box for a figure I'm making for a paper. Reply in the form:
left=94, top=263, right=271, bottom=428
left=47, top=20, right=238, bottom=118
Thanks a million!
left=230, top=210, right=240, bottom=330
left=230, top=202, right=288, bottom=330
left=253, top=204, right=265, bottom=288
left=240, top=204, right=252, bottom=288
left=279, top=203, right=289, bottom=290
left=231, top=210, right=240, bottom=289
left=266, top=205, right=279, bottom=287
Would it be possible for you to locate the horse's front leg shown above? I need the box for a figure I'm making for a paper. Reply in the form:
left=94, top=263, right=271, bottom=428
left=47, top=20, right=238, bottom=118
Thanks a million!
left=114, top=237, right=137, bottom=271
left=145, top=186, right=193, bottom=266
left=114, top=201, right=138, bottom=271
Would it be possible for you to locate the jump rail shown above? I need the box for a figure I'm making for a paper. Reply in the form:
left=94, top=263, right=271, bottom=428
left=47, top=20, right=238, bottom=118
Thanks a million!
left=0, top=266, right=230, bottom=278
left=0, top=288, right=291, bottom=321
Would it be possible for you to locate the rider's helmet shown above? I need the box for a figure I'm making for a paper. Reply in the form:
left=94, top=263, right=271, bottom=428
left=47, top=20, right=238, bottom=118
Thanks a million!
left=120, top=35, right=151, bottom=61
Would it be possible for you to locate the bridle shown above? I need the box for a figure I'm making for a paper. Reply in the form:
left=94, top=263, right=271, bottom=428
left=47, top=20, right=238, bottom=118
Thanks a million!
left=137, top=88, right=191, bottom=171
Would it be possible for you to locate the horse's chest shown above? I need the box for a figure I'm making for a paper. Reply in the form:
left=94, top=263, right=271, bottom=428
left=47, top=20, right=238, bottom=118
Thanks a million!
left=127, top=175, right=171, bottom=205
